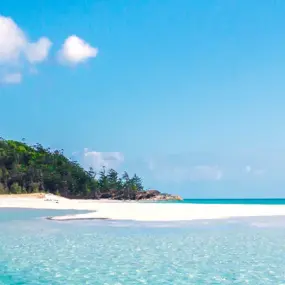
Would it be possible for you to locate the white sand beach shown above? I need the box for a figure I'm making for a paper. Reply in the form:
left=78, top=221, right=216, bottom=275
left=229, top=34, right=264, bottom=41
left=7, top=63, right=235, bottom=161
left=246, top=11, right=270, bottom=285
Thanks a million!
left=1, top=194, right=285, bottom=221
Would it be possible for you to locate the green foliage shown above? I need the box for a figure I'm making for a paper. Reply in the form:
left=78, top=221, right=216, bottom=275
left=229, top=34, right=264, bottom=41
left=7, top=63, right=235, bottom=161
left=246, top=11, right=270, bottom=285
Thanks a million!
left=30, top=182, right=40, bottom=193
left=0, top=182, right=6, bottom=194
left=0, top=138, right=145, bottom=199
left=10, top=182, right=22, bottom=194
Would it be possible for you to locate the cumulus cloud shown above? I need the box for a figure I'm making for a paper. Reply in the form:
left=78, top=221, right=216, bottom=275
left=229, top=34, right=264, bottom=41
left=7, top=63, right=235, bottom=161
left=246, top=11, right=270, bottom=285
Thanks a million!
left=0, top=15, right=51, bottom=83
left=25, top=37, right=52, bottom=63
left=58, top=35, right=98, bottom=65
left=1, top=72, right=22, bottom=84
left=0, top=16, right=26, bottom=63
left=83, top=148, right=124, bottom=170
left=0, top=15, right=51, bottom=64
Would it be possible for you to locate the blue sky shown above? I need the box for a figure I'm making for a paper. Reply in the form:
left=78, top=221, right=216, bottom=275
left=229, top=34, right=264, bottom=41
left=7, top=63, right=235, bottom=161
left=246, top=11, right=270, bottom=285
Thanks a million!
left=1, top=0, right=285, bottom=198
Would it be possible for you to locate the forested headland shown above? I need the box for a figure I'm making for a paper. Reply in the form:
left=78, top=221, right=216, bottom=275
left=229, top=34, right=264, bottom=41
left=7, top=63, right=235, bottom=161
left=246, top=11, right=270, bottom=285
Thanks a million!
left=0, top=138, right=182, bottom=200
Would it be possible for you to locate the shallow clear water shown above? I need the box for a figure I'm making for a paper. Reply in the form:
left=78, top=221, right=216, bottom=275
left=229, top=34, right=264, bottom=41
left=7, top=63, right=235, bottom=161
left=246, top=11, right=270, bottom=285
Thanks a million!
left=161, top=198, right=285, bottom=204
left=1, top=209, right=285, bottom=284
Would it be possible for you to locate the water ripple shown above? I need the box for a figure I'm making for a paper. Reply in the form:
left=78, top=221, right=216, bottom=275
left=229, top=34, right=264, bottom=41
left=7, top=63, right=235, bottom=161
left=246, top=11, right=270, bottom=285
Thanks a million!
left=0, top=210, right=285, bottom=284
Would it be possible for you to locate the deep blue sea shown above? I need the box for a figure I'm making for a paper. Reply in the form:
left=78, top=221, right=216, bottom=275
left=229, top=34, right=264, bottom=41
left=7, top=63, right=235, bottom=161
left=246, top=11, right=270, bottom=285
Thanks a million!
left=1, top=206, right=285, bottom=284
left=165, top=198, right=285, bottom=205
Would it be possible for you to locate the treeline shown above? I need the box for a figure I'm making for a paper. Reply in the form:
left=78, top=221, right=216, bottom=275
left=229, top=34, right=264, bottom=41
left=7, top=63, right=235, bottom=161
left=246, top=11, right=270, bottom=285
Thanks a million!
left=0, top=138, right=144, bottom=199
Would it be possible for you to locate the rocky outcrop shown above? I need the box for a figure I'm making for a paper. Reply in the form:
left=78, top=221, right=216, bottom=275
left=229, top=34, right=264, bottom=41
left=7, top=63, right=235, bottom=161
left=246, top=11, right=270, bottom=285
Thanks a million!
left=136, top=190, right=183, bottom=201
left=97, top=189, right=182, bottom=201
left=151, top=194, right=183, bottom=201
left=135, top=190, right=160, bottom=200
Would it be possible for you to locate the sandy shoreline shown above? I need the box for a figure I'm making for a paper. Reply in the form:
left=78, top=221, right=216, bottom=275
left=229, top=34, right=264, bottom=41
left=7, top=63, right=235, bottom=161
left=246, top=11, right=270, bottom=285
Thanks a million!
left=1, top=194, right=285, bottom=221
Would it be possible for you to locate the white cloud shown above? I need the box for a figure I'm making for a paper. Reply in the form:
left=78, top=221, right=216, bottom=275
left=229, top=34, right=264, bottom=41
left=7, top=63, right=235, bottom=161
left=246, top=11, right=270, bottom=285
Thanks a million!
left=83, top=148, right=124, bottom=170
left=0, top=15, right=51, bottom=64
left=58, top=35, right=98, bottom=65
left=0, top=16, right=26, bottom=63
left=0, top=15, right=51, bottom=83
left=2, top=72, right=22, bottom=84
left=25, top=37, right=52, bottom=63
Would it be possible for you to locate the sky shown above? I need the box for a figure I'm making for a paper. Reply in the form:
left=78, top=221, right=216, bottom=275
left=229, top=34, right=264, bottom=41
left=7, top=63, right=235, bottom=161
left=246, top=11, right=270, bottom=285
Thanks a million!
left=1, top=0, right=285, bottom=198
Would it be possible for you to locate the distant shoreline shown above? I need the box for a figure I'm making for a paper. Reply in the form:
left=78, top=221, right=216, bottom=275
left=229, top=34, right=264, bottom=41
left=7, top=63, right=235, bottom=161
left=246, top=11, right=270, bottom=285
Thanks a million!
left=0, top=193, right=182, bottom=203
left=2, top=194, right=285, bottom=222
left=1, top=194, right=285, bottom=204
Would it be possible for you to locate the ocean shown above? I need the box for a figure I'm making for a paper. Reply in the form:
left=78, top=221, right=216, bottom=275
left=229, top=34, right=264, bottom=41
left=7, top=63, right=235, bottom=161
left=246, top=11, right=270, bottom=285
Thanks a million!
left=162, top=198, right=285, bottom=205
left=1, top=207, right=285, bottom=284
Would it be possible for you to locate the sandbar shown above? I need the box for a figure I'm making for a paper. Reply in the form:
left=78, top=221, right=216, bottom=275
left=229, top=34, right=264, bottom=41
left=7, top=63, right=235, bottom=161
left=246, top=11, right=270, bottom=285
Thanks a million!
left=1, top=194, right=285, bottom=222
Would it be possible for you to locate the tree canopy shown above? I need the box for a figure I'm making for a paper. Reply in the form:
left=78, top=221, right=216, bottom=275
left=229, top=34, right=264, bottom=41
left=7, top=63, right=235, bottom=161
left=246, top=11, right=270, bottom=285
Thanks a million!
left=0, top=138, right=145, bottom=199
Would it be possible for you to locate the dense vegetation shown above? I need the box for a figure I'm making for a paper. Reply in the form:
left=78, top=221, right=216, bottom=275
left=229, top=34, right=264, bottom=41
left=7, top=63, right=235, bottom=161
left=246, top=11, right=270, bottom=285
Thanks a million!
left=0, top=138, right=144, bottom=199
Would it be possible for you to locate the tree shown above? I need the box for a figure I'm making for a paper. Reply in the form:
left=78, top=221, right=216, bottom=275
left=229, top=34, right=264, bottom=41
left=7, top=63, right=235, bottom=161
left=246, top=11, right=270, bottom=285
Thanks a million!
left=88, top=167, right=96, bottom=179
left=98, top=166, right=108, bottom=192
left=107, top=168, right=119, bottom=190
left=130, top=174, right=143, bottom=192
left=0, top=138, right=145, bottom=199
left=10, top=182, right=22, bottom=194
left=0, top=183, right=6, bottom=194
left=121, top=171, right=131, bottom=199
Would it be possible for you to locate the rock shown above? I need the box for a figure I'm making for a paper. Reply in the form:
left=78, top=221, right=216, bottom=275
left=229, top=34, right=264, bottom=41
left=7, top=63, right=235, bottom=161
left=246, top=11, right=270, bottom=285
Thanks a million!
left=152, top=194, right=183, bottom=201
left=135, top=190, right=159, bottom=200
left=135, top=190, right=182, bottom=201
left=98, top=189, right=182, bottom=201
left=100, top=193, right=112, bottom=199
left=146, top=190, right=161, bottom=196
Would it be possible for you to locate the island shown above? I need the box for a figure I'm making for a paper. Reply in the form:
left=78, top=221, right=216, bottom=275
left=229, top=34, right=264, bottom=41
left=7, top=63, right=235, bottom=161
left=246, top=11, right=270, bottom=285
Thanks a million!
left=0, top=138, right=182, bottom=201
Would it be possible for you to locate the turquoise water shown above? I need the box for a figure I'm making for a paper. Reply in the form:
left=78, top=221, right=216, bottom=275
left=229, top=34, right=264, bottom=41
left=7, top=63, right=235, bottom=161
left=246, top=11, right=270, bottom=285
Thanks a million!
left=1, top=209, right=285, bottom=284
left=164, top=198, right=285, bottom=205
